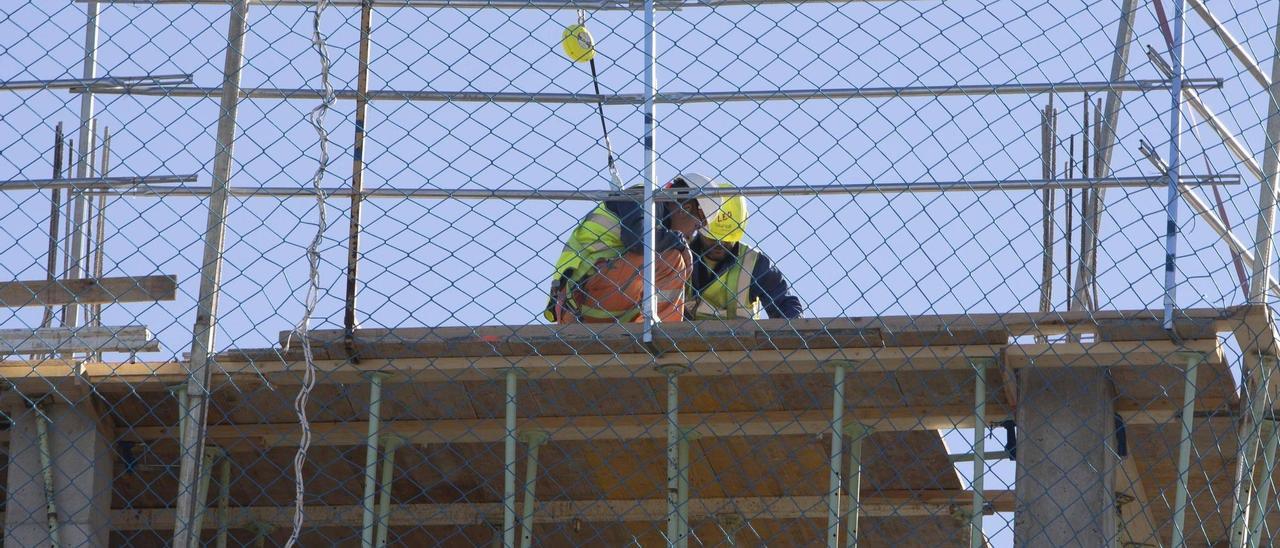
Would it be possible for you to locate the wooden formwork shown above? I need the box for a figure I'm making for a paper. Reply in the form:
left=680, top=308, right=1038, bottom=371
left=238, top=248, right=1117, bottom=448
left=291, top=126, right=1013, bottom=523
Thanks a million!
left=0, top=306, right=1266, bottom=546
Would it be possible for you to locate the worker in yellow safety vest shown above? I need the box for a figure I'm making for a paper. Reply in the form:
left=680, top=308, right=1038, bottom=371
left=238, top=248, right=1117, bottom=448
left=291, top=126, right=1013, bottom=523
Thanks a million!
left=685, top=180, right=803, bottom=320
left=544, top=175, right=710, bottom=324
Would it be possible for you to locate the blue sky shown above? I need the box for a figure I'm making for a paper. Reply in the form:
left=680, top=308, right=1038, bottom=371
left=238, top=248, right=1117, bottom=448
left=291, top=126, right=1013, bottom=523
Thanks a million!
left=2, top=0, right=1280, bottom=544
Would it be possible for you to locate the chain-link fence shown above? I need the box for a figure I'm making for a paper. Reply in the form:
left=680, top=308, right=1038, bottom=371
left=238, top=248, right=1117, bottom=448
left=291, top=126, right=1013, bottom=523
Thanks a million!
left=2, top=0, right=1280, bottom=546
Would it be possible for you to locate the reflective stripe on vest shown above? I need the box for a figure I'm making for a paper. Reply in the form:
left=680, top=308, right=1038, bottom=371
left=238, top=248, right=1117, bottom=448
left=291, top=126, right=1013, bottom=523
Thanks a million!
left=689, top=245, right=760, bottom=320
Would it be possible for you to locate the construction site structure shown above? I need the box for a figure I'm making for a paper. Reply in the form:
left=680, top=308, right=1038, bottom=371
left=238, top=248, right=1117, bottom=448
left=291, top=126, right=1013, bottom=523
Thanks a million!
left=2, top=0, right=1280, bottom=546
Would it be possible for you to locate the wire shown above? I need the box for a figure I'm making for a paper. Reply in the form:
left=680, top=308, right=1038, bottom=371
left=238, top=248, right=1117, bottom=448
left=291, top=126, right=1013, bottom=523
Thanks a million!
left=579, top=9, right=624, bottom=191
left=284, top=0, right=334, bottom=545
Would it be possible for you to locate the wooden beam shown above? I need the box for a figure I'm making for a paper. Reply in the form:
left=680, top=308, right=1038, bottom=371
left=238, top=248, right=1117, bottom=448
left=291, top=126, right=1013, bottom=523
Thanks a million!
left=1115, top=455, right=1159, bottom=547
left=275, top=306, right=1245, bottom=361
left=104, top=491, right=1015, bottom=531
left=111, top=405, right=1205, bottom=449
left=0, top=338, right=1223, bottom=388
left=0, top=326, right=156, bottom=355
left=0, top=275, right=177, bottom=307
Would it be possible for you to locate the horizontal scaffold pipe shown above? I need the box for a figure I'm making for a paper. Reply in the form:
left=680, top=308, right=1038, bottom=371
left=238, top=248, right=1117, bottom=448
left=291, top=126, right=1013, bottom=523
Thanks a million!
left=0, top=174, right=199, bottom=191
left=114, top=175, right=1240, bottom=201
left=82, top=0, right=919, bottom=11
left=0, top=74, right=191, bottom=92
left=73, top=79, right=1224, bottom=105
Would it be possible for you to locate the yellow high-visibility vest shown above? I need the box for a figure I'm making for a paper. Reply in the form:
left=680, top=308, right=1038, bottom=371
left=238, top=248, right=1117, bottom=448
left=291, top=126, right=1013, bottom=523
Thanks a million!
left=687, top=244, right=760, bottom=320
left=545, top=204, right=625, bottom=321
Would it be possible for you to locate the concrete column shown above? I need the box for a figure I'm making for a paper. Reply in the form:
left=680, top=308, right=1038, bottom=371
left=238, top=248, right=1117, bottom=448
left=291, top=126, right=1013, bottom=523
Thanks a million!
left=4, top=395, right=114, bottom=547
left=1014, top=368, right=1118, bottom=547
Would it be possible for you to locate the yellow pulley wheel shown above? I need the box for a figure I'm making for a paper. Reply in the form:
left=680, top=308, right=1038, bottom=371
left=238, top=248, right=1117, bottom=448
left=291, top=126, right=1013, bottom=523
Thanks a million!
left=561, top=23, right=596, bottom=63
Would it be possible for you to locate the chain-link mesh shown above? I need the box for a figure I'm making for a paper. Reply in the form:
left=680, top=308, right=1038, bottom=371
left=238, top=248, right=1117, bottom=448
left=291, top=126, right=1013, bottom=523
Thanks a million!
left=3, top=0, right=1280, bottom=546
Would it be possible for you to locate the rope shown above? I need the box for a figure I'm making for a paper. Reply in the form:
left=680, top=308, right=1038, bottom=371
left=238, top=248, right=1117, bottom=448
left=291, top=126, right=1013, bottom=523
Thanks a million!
left=579, top=9, right=624, bottom=191
left=284, top=0, right=334, bottom=544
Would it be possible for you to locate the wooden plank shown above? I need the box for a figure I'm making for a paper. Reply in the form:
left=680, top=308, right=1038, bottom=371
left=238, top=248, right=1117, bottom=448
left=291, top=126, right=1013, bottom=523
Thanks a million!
left=0, top=326, right=156, bottom=355
left=105, top=404, right=1209, bottom=449
left=0, top=338, right=1223, bottom=389
left=276, top=306, right=1245, bottom=359
left=102, top=492, right=1015, bottom=531
left=1234, top=303, right=1278, bottom=356
left=0, top=275, right=177, bottom=307
left=1115, top=455, right=1159, bottom=547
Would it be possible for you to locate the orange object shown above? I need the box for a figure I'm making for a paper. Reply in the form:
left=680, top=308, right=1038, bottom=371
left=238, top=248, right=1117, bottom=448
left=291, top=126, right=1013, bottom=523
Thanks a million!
left=558, top=248, right=691, bottom=324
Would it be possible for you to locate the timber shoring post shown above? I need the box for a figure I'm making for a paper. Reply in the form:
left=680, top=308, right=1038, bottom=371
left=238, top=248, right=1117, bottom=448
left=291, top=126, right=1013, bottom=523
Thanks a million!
left=172, top=1, right=252, bottom=545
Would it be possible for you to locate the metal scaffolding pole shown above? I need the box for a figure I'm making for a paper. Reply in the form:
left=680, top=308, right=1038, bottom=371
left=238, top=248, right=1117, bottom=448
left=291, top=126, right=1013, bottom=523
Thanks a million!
left=969, top=358, right=990, bottom=548
left=661, top=364, right=686, bottom=547
left=1188, top=0, right=1270, bottom=88
left=1250, top=0, right=1280, bottom=305
left=843, top=422, right=872, bottom=548
left=1160, top=0, right=1189, bottom=330
left=344, top=0, right=374, bottom=357
left=518, top=431, right=548, bottom=548
left=112, top=175, right=1240, bottom=201
left=66, top=0, right=101, bottom=332
left=79, top=79, right=1224, bottom=104
left=502, top=369, right=520, bottom=548
left=172, top=1, right=251, bottom=545
left=641, top=0, right=658, bottom=344
left=0, top=174, right=199, bottom=191
left=0, top=74, right=191, bottom=91
left=1072, top=0, right=1137, bottom=312
left=1139, top=143, right=1280, bottom=296
left=1171, top=352, right=1204, bottom=548
left=85, top=0, right=908, bottom=9
left=374, top=435, right=401, bottom=548
left=826, top=361, right=852, bottom=548
left=360, top=373, right=388, bottom=548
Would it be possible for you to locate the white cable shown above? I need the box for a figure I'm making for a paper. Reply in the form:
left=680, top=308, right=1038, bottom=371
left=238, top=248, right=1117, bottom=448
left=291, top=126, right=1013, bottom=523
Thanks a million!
left=284, top=0, right=333, bottom=545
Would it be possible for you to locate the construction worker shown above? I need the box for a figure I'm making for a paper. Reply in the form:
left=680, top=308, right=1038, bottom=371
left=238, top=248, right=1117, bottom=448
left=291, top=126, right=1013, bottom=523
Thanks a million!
left=545, top=175, right=709, bottom=324
left=685, top=181, right=803, bottom=320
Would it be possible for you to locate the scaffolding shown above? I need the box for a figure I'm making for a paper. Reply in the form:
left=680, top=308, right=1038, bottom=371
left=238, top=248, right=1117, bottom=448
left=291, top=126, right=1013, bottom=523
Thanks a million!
left=2, top=0, right=1280, bottom=546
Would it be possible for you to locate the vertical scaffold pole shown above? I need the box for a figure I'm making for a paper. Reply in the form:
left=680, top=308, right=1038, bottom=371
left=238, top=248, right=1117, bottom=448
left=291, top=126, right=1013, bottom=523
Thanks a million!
left=660, top=364, right=687, bottom=547
left=66, top=0, right=100, bottom=329
left=640, top=0, right=658, bottom=344
left=191, top=446, right=220, bottom=537
left=1249, top=0, right=1280, bottom=305
left=375, top=435, right=402, bottom=548
left=344, top=0, right=374, bottom=356
left=1161, top=0, right=1189, bottom=330
left=502, top=368, right=520, bottom=548
left=35, top=402, right=60, bottom=548
left=360, top=373, right=388, bottom=548
left=173, top=2, right=251, bottom=545
left=970, top=358, right=992, bottom=548
left=217, top=453, right=231, bottom=548
left=1171, top=352, right=1204, bottom=548
left=826, top=361, right=853, bottom=548
left=1248, top=417, right=1279, bottom=548
left=677, top=426, right=699, bottom=547
left=1236, top=1, right=1280, bottom=542
left=519, top=431, right=549, bottom=548
left=844, top=422, right=872, bottom=548
left=1234, top=355, right=1277, bottom=547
